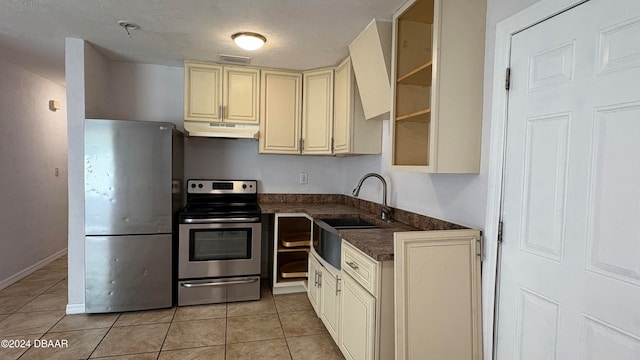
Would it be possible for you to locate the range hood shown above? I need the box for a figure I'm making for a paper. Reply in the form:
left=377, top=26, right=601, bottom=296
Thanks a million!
left=184, top=121, right=259, bottom=139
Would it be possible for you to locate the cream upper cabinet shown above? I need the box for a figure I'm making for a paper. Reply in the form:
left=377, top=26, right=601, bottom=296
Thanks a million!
left=348, top=19, right=392, bottom=121
left=394, top=230, right=483, bottom=360
left=333, top=57, right=382, bottom=155
left=184, top=61, right=259, bottom=124
left=184, top=62, right=222, bottom=121
left=259, top=70, right=303, bottom=154
left=391, top=0, right=486, bottom=173
left=223, top=66, right=260, bottom=124
left=302, top=68, right=334, bottom=155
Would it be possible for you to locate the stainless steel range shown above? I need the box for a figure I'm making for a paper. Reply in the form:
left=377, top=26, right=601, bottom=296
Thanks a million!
left=178, top=179, right=261, bottom=306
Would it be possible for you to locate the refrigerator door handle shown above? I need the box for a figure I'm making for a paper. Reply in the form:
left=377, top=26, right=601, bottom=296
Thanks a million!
left=180, top=276, right=259, bottom=288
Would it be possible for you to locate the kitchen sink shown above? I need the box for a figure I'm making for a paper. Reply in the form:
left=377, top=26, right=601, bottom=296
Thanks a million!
left=317, top=217, right=379, bottom=229
left=312, top=217, right=379, bottom=270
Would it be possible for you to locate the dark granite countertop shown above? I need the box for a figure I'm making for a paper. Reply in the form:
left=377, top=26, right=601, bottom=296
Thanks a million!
left=259, top=199, right=445, bottom=261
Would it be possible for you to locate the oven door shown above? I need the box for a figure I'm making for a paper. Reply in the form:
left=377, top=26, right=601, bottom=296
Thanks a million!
left=179, top=222, right=261, bottom=279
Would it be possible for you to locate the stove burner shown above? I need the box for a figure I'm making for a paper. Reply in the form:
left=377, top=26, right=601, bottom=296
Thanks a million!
left=179, top=180, right=261, bottom=224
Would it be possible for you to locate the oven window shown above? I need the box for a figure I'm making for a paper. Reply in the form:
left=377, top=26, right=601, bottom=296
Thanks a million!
left=190, top=229, right=252, bottom=261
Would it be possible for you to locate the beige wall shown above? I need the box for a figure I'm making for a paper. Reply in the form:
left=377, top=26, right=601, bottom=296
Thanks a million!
left=0, top=59, right=68, bottom=288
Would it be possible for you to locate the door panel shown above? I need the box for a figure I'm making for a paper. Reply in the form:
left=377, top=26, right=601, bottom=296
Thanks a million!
left=185, top=63, right=222, bottom=121
left=497, top=0, right=640, bottom=358
left=302, top=69, right=334, bottom=154
left=340, top=274, right=375, bottom=360
left=259, top=70, right=302, bottom=154
left=84, top=119, right=172, bottom=235
left=333, top=58, right=351, bottom=153
left=308, top=252, right=322, bottom=315
left=224, top=67, right=259, bottom=124
left=586, top=104, right=640, bottom=286
left=85, top=234, right=172, bottom=312
left=320, top=270, right=340, bottom=342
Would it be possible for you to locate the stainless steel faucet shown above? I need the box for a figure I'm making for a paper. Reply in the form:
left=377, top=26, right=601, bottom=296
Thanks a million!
left=352, top=173, right=392, bottom=222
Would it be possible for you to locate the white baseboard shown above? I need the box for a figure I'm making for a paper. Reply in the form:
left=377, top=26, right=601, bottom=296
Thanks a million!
left=65, top=303, right=86, bottom=314
left=0, top=248, right=67, bottom=290
left=272, top=284, right=306, bottom=295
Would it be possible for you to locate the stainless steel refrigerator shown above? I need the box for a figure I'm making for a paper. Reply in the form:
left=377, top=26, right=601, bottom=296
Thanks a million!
left=84, top=119, right=183, bottom=313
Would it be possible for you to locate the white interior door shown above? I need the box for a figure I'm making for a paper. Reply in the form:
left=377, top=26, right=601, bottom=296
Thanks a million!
left=497, top=0, right=640, bottom=358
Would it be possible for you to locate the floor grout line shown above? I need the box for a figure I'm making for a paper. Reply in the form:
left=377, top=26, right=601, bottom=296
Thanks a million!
left=1, top=262, right=341, bottom=360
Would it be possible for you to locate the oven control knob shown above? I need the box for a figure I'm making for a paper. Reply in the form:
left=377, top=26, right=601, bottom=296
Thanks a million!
left=242, top=184, right=247, bottom=189
left=190, top=183, right=196, bottom=188
left=198, top=183, right=203, bottom=189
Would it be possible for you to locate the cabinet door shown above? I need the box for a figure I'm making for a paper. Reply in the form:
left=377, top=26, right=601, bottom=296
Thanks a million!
left=223, top=66, right=260, bottom=124
left=394, top=230, right=482, bottom=360
left=308, top=252, right=322, bottom=316
left=333, top=58, right=352, bottom=154
left=340, top=273, right=376, bottom=360
left=334, top=57, right=383, bottom=155
left=184, top=62, right=223, bottom=121
left=320, top=268, right=341, bottom=343
left=260, top=70, right=302, bottom=154
left=302, top=68, right=334, bottom=155
left=348, top=19, right=392, bottom=121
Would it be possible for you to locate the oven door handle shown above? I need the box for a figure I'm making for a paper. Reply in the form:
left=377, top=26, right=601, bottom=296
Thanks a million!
left=182, top=217, right=261, bottom=224
left=180, top=277, right=260, bottom=288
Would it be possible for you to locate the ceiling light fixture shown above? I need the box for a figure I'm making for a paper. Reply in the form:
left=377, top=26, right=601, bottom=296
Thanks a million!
left=231, top=32, right=266, bottom=51
left=117, top=20, right=139, bottom=38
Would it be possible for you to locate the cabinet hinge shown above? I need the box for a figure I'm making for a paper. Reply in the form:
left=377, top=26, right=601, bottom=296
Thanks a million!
left=497, top=220, right=504, bottom=244
left=505, top=68, right=511, bottom=91
left=476, top=236, right=482, bottom=257
left=331, top=137, right=334, bottom=151
left=299, top=138, right=304, bottom=152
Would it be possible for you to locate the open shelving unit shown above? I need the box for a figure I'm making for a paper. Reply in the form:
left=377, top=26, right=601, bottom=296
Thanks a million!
left=393, top=0, right=434, bottom=167
left=391, top=0, right=486, bottom=173
left=272, top=214, right=312, bottom=294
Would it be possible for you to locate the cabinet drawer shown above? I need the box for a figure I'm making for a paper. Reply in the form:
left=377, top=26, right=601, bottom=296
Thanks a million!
left=341, top=241, right=379, bottom=295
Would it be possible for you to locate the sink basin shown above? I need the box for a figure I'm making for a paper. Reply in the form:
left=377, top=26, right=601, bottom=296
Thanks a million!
left=313, top=217, right=379, bottom=270
left=317, top=217, right=379, bottom=229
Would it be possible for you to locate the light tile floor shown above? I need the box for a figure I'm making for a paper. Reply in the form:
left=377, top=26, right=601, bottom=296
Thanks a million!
left=0, top=256, right=345, bottom=360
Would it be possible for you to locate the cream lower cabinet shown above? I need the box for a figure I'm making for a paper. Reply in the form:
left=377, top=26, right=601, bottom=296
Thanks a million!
left=272, top=214, right=311, bottom=294
left=308, top=251, right=322, bottom=311
left=340, top=273, right=376, bottom=360
left=339, top=241, right=394, bottom=360
left=308, top=250, right=341, bottom=342
left=394, top=230, right=483, bottom=360
left=320, top=262, right=341, bottom=341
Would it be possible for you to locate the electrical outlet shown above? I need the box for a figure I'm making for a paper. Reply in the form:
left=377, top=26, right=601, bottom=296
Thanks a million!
left=55, top=168, right=59, bottom=177
left=172, top=180, right=181, bottom=193
left=299, top=171, right=308, bottom=185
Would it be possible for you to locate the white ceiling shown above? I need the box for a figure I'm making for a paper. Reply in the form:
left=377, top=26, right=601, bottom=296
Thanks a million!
left=0, top=0, right=406, bottom=85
